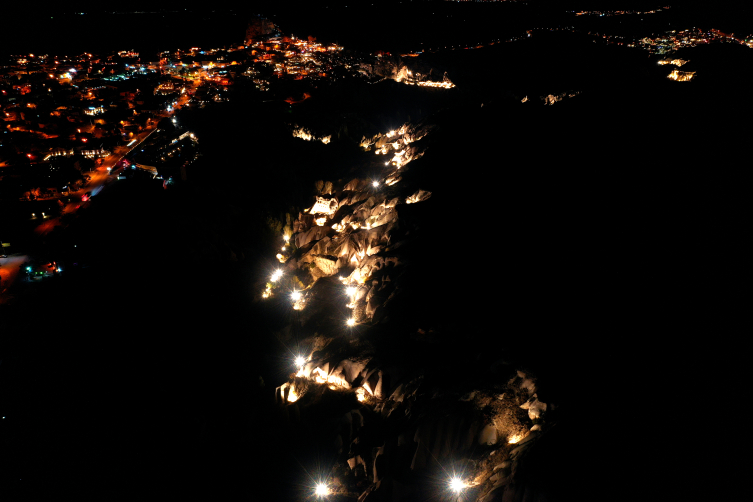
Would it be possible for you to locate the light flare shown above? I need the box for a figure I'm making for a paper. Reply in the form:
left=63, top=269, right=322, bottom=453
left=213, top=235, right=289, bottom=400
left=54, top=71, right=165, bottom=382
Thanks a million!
left=449, top=477, right=466, bottom=493
left=315, top=483, right=330, bottom=497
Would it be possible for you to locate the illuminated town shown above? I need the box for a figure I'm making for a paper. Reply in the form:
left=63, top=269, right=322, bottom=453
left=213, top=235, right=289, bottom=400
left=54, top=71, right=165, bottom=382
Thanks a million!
left=1, top=3, right=748, bottom=502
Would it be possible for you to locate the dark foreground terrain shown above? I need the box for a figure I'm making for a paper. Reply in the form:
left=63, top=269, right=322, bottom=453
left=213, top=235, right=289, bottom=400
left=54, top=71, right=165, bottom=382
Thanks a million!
left=1, top=28, right=749, bottom=501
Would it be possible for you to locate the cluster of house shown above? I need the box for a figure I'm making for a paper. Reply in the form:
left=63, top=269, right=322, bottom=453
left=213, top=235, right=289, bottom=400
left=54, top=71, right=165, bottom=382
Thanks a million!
left=639, top=28, right=753, bottom=54
left=0, top=53, right=188, bottom=198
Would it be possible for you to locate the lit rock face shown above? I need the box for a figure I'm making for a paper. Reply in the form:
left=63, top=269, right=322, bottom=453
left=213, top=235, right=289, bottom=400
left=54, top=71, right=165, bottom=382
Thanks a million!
left=541, top=90, right=581, bottom=105
left=364, top=56, right=455, bottom=88
left=478, top=424, right=499, bottom=445
left=520, top=394, right=547, bottom=420
left=273, top=353, right=550, bottom=502
left=266, top=120, right=556, bottom=502
left=667, top=69, right=695, bottom=81
left=291, top=124, right=331, bottom=144
left=289, top=122, right=432, bottom=318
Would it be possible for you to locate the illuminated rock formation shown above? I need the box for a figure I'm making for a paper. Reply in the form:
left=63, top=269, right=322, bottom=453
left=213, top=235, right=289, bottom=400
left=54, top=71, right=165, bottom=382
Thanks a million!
left=658, top=58, right=689, bottom=66
left=291, top=125, right=332, bottom=144
left=541, top=90, right=581, bottom=105
left=667, top=69, right=696, bottom=81
left=264, top=119, right=555, bottom=502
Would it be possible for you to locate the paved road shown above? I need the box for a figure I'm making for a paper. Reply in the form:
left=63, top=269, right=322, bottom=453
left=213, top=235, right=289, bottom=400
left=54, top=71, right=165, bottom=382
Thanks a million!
left=32, top=126, right=160, bottom=237
left=30, top=95, right=194, bottom=238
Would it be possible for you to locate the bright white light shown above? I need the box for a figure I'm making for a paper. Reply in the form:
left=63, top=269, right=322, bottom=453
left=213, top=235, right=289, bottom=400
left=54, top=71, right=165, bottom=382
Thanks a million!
left=346, top=286, right=357, bottom=296
left=508, top=434, right=524, bottom=444
left=283, top=234, right=290, bottom=242
left=295, top=356, right=306, bottom=367
left=315, top=483, right=330, bottom=497
left=346, top=318, right=356, bottom=327
left=449, top=477, right=466, bottom=493
left=271, top=269, right=283, bottom=282
left=372, top=181, right=379, bottom=187
left=291, top=291, right=302, bottom=301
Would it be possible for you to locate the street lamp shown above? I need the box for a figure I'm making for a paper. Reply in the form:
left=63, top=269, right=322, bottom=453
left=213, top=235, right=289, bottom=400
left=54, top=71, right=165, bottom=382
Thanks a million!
left=314, top=483, right=329, bottom=497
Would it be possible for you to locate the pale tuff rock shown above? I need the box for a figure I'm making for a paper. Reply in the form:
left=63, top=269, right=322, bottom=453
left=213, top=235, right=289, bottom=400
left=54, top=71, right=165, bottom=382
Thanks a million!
left=514, top=370, right=537, bottom=395
left=291, top=125, right=332, bottom=144
left=344, top=178, right=369, bottom=192
left=269, top=120, right=557, bottom=502
left=478, top=423, right=499, bottom=445
left=405, top=189, right=432, bottom=204
left=311, top=196, right=339, bottom=215
left=520, top=394, right=547, bottom=420
left=541, top=90, right=581, bottom=105
left=295, top=225, right=330, bottom=248
left=311, top=255, right=339, bottom=279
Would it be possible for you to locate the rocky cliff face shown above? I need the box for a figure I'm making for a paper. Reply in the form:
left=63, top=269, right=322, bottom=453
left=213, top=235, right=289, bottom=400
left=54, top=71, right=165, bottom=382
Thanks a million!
left=364, top=56, right=455, bottom=88
left=261, top=121, right=555, bottom=502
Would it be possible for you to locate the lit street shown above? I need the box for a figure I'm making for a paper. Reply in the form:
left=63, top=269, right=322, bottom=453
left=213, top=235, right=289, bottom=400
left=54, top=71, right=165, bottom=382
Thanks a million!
left=0, top=254, right=30, bottom=303
left=32, top=126, right=159, bottom=236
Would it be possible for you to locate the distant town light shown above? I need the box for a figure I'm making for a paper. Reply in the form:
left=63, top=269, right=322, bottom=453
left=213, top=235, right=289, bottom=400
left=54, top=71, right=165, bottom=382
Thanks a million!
left=291, top=291, right=302, bottom=301
left=295, top=356, right=306, bottom=367
left=372, top=181, right=379, bottom=187
left=346, top=318, right=356, bottom=327
left=346, top=286, right=357, bottom=296
left=271, top=269, right=283, bottom=282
